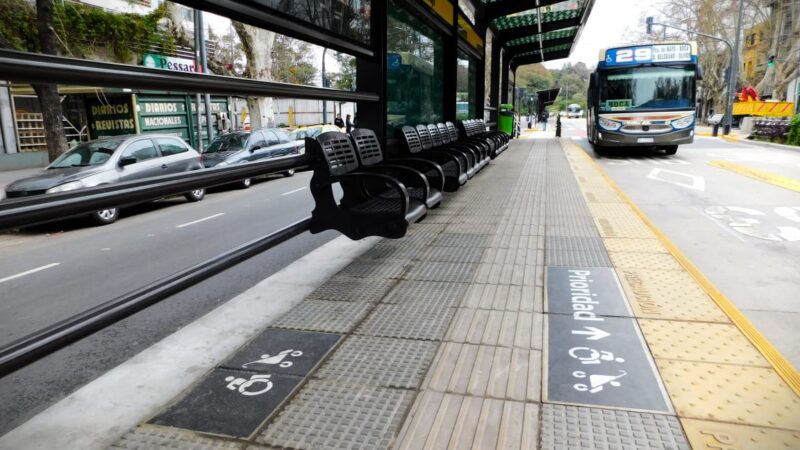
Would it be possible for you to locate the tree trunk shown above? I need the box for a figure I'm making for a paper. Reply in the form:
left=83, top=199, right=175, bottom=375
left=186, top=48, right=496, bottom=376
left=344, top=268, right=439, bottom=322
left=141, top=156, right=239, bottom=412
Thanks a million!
left=233, top=22, right=276, bottom=129
left=35, top=0, right=67, bottom=161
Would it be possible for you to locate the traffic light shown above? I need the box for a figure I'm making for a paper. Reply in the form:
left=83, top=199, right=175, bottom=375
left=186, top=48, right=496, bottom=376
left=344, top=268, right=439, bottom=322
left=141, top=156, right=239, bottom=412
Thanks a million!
left=767, top=55, right=776, bottom=67
left=646, top=16, right=654, bottom=35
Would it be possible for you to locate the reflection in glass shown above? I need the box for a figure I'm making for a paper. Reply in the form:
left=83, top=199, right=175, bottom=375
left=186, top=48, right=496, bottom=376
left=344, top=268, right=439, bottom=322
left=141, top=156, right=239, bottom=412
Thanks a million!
left=387, top=1, right=444, bottom=136
left=256, top=0, right=371, bottom=45
left=457, top=51, right=477, bottom=120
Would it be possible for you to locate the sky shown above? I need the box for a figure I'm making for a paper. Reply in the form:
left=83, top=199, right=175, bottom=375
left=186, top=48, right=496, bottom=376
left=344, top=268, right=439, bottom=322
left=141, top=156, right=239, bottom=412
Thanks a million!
left=544, top=0, right=662, bottom=69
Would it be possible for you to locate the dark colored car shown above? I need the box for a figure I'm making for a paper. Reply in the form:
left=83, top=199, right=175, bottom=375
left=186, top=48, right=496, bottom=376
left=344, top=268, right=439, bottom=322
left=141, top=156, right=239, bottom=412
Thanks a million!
left=4, top=134, right=206, bottom=225
left=201, top=128, right=302, bottom=188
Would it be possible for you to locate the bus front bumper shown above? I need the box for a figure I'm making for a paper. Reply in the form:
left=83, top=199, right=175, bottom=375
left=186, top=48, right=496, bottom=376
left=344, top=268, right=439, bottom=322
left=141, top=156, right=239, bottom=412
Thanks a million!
left=596, top=128, right=694, bottom=147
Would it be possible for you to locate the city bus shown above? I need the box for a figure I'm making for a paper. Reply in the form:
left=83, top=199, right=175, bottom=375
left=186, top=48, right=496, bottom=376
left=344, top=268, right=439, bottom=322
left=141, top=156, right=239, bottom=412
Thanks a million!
left=566, top=103, right=582, bottom=118
left=587, top=42, right=700, bottom=155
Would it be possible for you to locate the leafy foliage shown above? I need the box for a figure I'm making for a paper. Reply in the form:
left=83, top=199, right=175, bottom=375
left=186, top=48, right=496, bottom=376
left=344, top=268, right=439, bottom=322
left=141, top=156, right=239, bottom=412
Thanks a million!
left=787, top=114, right=800, bottom=146
left=271, top=35, right=317, bottom=85
left=0, top=0, right=173, bottom=62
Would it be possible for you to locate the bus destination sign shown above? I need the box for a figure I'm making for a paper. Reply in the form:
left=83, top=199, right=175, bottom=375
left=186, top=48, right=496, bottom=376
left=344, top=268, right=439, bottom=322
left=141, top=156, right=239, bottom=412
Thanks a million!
left=605, top=44, right=692, bottom=66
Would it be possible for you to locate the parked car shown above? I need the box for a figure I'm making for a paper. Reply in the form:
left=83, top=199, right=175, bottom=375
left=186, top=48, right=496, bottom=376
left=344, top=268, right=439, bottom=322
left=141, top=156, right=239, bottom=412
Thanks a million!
left=4, top=135, right=206, bottom=225
left=202, top=128, right=302, bottom=188
left=289, top=124, right=343, bottom=141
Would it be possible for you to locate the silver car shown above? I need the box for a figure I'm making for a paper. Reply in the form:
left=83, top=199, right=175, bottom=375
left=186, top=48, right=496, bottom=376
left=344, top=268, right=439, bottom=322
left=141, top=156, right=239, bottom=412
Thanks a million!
left=4, top=134, right=206, bottom=225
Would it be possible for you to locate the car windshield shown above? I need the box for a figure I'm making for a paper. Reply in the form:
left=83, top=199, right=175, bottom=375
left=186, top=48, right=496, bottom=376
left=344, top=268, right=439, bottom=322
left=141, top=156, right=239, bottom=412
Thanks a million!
left=204, top=132, right=248, bottom=153
left=292, top=128, right=322, bottom=140
left=49, top=139, right=123, bottom=168
left=599, top=66, right=695, bottom=112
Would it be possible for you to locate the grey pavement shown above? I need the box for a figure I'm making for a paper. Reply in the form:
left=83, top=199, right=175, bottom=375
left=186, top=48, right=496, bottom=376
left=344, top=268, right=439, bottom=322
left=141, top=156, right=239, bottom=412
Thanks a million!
left=561, top=118, right=800, bottom=367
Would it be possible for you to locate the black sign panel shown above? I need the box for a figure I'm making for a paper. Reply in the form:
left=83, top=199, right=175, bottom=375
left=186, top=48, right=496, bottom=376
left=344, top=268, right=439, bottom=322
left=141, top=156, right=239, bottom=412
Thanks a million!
left=546, top=267, right=632, bottom=318
left=222, top=329, right=341, bottom=376
left=151, top=368, right=302, bottom=437
left=151, top=329, right=341, bottom=437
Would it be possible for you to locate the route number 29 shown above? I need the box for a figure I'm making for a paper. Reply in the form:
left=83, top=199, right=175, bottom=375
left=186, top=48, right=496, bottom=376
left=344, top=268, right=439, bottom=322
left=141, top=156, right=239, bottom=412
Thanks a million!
left=616, top=48, right=652, bottom=63
left=706, top=206, right=800, bottom=242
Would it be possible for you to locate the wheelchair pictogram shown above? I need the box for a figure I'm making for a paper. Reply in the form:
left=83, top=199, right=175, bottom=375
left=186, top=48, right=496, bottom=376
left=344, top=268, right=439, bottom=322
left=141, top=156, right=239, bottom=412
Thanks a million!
left=568, top=347, right=625, bottom=365
left=242, top=349, right=303, bottom=369
left=224, top=374, right=274, bottom=396
left=572, top=370, right=628, bottom=393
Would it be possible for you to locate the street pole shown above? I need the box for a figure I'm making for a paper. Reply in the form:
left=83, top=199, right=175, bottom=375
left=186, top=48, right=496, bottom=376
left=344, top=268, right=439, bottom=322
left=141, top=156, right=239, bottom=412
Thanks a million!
left=193, top=9, right=204, bottom=151
left=197, top=10, right=214, bottom=142
left=724, top=0, right=745, bottom=135
left=321, top=48, right=328, bottom=125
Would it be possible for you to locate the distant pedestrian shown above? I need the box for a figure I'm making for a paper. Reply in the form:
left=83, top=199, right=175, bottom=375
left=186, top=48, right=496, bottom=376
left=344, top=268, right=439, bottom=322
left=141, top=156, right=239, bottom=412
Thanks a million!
left=346, top=114, right=353, bottom=133
left=540, top=110, right=549, bottom=131
left=334, top=114, right=344, bottom=128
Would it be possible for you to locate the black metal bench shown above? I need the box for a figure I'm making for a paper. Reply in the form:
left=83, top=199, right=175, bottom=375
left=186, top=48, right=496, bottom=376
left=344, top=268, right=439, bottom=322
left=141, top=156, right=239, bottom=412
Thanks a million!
left=437, top=122, right=489, bottom=171
left=445, top=121, right=491, bottom=165
left=396, top=126, right=467, bottom=192
left=462, top=119, right=509, bottom=158
left=308, top=131, right=427, bottom=240
left=349, top=128, right=443, bottom=209
left=421, top=124, right=477, bottom=179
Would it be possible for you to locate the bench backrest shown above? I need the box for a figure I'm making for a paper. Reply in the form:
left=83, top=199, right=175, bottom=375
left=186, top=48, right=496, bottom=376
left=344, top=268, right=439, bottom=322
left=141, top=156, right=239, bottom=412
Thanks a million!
left=349, top=128, right=384, bottom=166
left=309, top=131, right=359, bottom=177
left=445, top=122, right=459, bottom=141
left=436, top=123, right=451, bottom=144
left=427, top=124, right=443, bottom=147
left=397, top=126, right=423, bottom=154
left=416, top=125, right=434, bottom=150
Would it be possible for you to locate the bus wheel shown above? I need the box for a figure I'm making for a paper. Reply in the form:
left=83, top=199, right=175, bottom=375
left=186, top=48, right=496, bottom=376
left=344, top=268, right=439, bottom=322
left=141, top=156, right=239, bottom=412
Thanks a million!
left=663, top=146, right=678, bottom=155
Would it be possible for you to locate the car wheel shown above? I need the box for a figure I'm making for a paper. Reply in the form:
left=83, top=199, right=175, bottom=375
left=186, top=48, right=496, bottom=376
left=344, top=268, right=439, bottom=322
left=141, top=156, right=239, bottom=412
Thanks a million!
left=663, top=146, right=678, bottom=155
left=239, top=178, right=252, bottom=189
left=283, top=168, right=295, bottom=177
left=91, top=208, right=119, bottom=225
left=185, top=188, right=206, bottom=202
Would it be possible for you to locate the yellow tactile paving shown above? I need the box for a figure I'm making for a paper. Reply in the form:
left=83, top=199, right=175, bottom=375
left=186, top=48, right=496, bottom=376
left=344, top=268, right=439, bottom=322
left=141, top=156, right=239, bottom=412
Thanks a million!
left=680, top=418, right=800, bottom=450
left=608, top=252, right=684, bottom=271
left=602, top=238, right=669, bottom=254
left=657, top=359, right=800, bottom=430
left=639, top=319, right=770, bottom=367
left=617, top=268, right=730, bottom=322
left=445, top=309, right=543, bottom=349
left=461, top=284, right=537, bottom=312
left=393, top=392, right=537, bottom=450
left=593, top=214, right=656, bottom=239
left=582, top=189, right=623, bottom=203
left=422, top=342, right=541, bottom=402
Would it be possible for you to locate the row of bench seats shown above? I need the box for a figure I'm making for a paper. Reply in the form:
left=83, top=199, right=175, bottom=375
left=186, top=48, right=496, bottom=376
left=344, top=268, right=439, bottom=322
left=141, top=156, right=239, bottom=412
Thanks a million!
left=307, top=119, right=509, bottom=240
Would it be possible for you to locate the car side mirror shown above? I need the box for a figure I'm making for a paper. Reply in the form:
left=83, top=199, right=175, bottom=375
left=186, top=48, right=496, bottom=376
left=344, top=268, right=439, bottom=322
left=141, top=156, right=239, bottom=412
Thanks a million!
left=249, top=145, right=260, bottom=152
left=119, top=156, right=137, bottom=167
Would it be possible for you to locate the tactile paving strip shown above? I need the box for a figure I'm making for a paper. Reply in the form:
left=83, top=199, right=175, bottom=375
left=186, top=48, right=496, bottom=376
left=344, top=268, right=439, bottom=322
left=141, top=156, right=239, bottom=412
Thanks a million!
left=680, top=418, right=800, bottom=450
left=111, top=424, right=243, bottom=449
left=481, top=247, right=541, bottom=266
left=608, top=252, right=684, bottom=271
left=445, top=308, right=543, bottom=349
left=638, top=319, right=769, bottom=367
left=305, top=276, right=397, bottom=303
left=617, top=268, right=730, bottom=322
left=546, top=236, right=608, bottom=252
left=471, top=262, right=535, bottom=285
left=546, top=250, right=612, bottom=267
left=393, top=392, right=538, bottom=450
left=539, top=404, right=690, bottom=450
left=381, top=280, right=467, bottom=307
left=656, top=359, right=800, bottom=429
left=272, top=300, right=372, bottom=333
left=462, top=283, right=537, bottom=312
left=433, top=233, right=490, bottom=248
left=256, top=380, right=415, bottom=450
left=602, top=238, right=669, bottom=254
left=418, top=245, right=486, bottom=263
left=335, top=259, right=409, bottom=279
left=404, top=261, right=478, bottom=283
left=314, top=336, right=438, bottom=389
left=356, top=303, right=455, bottom=340
left=423, top=342, right=541, bottom=401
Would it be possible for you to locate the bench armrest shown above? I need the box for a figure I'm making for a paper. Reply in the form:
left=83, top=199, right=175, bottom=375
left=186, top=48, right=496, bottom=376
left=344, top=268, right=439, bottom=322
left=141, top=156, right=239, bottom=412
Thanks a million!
left=337, top=172, right=410, bottom=214
left=388, top=158, right=445, bottom=191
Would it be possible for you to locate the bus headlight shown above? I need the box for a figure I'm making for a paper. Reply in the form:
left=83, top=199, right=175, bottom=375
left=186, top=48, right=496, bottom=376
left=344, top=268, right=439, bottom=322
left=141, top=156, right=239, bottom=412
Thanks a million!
left=598, top=117, right=622, bottom=131
left=671, top=114, right=695, bottom=130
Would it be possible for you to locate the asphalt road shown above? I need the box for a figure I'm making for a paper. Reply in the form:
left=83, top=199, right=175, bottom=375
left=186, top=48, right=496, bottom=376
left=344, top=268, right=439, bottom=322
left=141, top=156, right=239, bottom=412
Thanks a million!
left=0, top=171, right=338, bottom=434
left=560, top=117, right=800, bottom=368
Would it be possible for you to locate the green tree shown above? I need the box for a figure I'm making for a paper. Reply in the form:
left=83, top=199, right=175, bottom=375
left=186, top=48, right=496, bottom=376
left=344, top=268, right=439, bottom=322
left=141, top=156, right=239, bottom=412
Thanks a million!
left=271, top=35, right=318, bottom=85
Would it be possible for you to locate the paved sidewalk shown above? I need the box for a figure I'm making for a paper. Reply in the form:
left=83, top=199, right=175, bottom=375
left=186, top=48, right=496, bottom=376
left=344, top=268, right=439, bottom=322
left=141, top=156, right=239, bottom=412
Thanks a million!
left=4, top=136, right=798, bottom=449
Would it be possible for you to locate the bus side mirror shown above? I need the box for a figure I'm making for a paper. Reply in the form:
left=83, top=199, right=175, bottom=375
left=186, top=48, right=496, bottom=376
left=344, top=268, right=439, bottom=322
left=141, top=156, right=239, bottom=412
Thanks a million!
left=696, top=65, right=704, bottom=81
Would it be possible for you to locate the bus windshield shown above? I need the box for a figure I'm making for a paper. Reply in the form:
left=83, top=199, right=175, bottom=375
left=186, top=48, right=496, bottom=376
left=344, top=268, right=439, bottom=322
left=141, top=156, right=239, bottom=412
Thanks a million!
left=599, top=66, right=695, bottom=112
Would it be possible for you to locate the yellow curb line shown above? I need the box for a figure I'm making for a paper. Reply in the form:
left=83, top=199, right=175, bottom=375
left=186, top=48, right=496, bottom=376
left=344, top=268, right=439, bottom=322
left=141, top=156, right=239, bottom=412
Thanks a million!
left=565, top=140, right=800, bottom=397
left=720, top=134, right=741, bottom=143
left=709, top=160, right=800, bottom=193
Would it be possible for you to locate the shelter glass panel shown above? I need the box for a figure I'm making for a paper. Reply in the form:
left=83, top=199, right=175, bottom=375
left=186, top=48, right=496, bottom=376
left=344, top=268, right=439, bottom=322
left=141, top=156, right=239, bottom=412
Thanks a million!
left=457, top=51, right=477, bottom=120
left=256, top=0, right=372, bottom=45
left=386, top=1, right=445, bottom=136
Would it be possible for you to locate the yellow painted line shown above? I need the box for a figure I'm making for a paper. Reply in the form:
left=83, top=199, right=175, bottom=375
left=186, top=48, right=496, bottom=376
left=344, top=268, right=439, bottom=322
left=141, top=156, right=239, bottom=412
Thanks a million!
left=720, top=134, right=741, bottom=143
left=709, top=160, right=800, bottom=193
left=565, top=141, right=800, bottom=396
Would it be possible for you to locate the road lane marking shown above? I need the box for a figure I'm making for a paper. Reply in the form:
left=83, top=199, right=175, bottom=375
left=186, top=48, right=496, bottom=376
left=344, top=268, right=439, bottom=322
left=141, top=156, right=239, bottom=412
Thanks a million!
left=709, top=160, right=800, bottom=193
left=0, top=262, right=60, bottom=284
left=647, top=168, right=705, bottom=191
left=281, top=187, right=307, bottom=196
left=175, top=213, right=225, bottom=228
